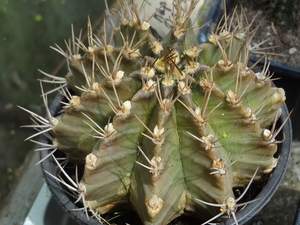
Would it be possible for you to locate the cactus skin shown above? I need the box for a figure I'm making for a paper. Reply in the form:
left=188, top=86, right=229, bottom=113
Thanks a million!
left=38, top=1, right=286, bottom=224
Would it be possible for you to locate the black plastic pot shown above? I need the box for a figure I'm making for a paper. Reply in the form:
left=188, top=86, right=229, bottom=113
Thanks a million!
left=293, top=200, right=300, bottom=225
left=40, top=92, right=101, bottom=225
left=39, top=87, right=292, bottom=225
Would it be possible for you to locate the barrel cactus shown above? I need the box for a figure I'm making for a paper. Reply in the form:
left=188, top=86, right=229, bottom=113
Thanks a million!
left=22, top=0, right=287, bottom=224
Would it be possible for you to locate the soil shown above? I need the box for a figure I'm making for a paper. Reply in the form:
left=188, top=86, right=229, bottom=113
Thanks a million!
left=241, top=0, right=300, bottom=67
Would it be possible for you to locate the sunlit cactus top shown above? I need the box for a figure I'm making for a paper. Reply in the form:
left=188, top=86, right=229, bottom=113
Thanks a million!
left=23, top=0, right=287, bottom=224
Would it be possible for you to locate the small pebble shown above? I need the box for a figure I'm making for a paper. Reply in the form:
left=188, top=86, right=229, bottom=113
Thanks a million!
left=257, top=10, right=263, bottom=15
left=282, top=34, right=293, bottom=45
left=289, top=47, right=297, bottom=55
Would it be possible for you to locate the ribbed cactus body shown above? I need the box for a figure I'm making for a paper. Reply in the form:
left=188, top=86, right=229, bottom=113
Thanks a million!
left=44, top=1, right=285, bottom=224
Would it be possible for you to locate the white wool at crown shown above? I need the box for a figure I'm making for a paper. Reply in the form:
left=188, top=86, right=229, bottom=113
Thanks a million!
left=135, top=0, right=206, bottom=38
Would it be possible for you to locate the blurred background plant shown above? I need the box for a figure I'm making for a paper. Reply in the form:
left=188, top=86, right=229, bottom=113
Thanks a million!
left=272, top=0, right=300, bottom=26
left=0, top=0, right=110, bottom=205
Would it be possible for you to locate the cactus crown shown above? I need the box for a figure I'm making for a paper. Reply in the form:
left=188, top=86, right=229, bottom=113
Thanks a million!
left=22, top=0, right=286, bottom=224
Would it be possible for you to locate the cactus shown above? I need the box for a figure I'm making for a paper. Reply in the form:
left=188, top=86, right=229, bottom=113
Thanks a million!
left=22, top=0, right=287, bottom=224
left=272, top=0, right=300, bottom=26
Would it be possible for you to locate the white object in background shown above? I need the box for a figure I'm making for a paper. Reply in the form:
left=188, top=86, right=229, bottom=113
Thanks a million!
left=136, top=0, right=206, bottom=38
left=23, top=183, right=52, bottom=225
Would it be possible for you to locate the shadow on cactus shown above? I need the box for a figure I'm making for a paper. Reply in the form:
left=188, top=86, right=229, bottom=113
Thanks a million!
left=20, top=0, right=289, bottom=224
